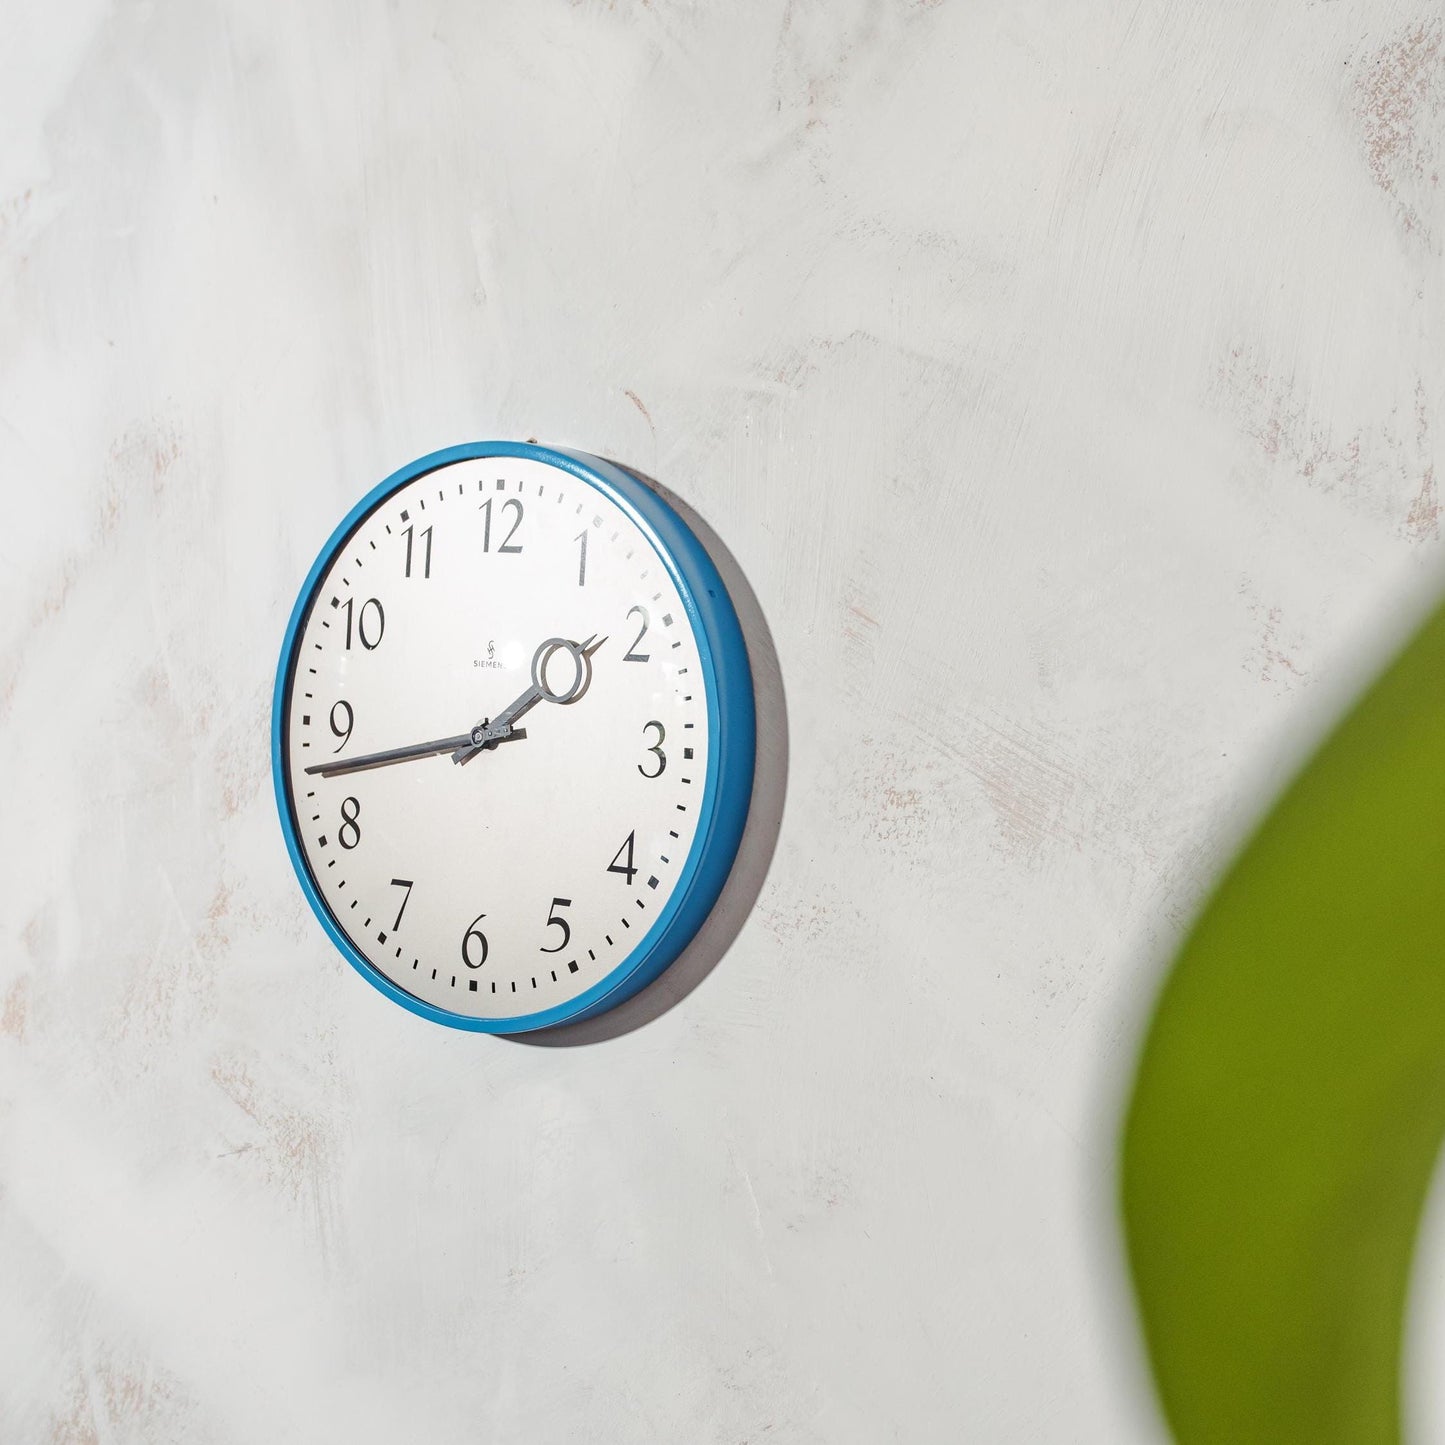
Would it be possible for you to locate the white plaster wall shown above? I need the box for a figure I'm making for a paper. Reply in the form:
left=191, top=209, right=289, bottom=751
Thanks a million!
left=2, top=2, right=1442, bottom=1441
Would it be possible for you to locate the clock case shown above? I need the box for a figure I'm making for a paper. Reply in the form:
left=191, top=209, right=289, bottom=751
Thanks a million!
left=272, top=442, right=756, bottom=1033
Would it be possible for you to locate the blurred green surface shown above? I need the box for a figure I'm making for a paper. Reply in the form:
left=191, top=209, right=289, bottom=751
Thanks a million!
left=1121, top=602, right=1445, bottom=1445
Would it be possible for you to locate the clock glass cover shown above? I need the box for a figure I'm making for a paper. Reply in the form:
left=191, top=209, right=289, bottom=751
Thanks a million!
left=273, top=443, right=754, bottom=1032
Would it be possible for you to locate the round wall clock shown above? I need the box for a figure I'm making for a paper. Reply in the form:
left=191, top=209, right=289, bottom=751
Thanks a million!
left=272, top=442, right=755, bottom=1033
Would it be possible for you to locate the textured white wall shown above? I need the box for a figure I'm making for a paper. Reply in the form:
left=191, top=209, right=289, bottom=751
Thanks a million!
left=3, top=2, right=1443, bottom=1441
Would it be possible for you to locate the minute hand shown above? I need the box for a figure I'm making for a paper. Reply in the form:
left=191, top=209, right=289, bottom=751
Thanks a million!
left=306, top=732, right=489, bottom=778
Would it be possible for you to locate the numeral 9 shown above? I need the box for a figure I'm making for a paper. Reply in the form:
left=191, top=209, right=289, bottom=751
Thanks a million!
left=329, top=700, right=353, bottom=753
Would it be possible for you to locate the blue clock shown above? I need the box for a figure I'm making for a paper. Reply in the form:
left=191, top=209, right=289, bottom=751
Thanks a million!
left=272, top=442, right=755, bottom=1032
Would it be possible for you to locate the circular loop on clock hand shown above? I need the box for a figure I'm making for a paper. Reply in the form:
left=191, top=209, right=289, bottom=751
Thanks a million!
left=530, top=636, right=588, bottom=705
left=456, top=635, right=605, bottom=762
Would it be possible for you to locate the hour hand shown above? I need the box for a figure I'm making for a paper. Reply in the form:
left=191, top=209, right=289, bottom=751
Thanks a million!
left=452, top=634, right=605, bottom=766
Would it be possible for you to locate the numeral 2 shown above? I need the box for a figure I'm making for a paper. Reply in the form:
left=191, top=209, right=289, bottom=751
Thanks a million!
left=624, top=605, right=650, bottom=662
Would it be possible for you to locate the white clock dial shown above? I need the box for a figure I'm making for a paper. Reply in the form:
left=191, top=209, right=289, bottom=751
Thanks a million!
left=280, top=456, right=710, bottom=1022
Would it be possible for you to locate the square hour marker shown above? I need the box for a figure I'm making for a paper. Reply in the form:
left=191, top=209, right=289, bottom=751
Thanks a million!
left=662, top=613, right=673, bottom=626
left=376, top=931, right=387, bottom=944
left=302, top=714, right=311, bottom=725
left=329, top=597, right=339, bottom=609
left=318, top=835, right=328, bottom=847
left=496, top=478, right=505, bottom=489
left=683, top=747, right=693, bottom=759
left=647, top=875, right=659, bottom=889
left=568, top=961, right=579, bottom=973
left=469, top=980, right=478, bottom=991
left=399, top=509, right=409, bottom=522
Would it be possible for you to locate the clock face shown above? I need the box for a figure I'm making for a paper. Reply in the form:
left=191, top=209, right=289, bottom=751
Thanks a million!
left=277, top=452, right=722, bottom=1027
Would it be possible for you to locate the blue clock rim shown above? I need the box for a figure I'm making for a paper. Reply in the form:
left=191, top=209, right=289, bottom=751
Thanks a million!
left=271, top=441, right=754, bottom=1034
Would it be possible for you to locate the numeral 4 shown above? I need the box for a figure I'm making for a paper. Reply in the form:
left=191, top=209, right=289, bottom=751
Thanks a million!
left=607, top=831, right=638, bottom=885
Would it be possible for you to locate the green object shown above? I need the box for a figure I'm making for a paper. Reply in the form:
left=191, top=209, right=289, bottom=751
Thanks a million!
left=1121, top=601, right=1445, bottom=1445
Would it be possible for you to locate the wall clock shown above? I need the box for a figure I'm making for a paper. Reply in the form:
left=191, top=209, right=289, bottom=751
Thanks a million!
left=272, top=442, right=755, bottom=1033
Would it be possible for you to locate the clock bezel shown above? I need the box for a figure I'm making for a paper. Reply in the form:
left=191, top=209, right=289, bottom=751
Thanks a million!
left=271, top=441, right=755, bottom=1033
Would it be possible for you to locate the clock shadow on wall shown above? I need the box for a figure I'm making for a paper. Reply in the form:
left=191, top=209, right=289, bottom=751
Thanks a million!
left=512, top=468, right=788, bottom=1047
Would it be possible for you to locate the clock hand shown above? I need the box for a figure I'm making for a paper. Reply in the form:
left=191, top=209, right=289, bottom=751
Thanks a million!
left=452, top=633, right=606, bottom=766
left=475, top=636, right=605, bottom=733
left=306, top=635, right=605, bottom=777
left=304, top=729, right=526, bottom=778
